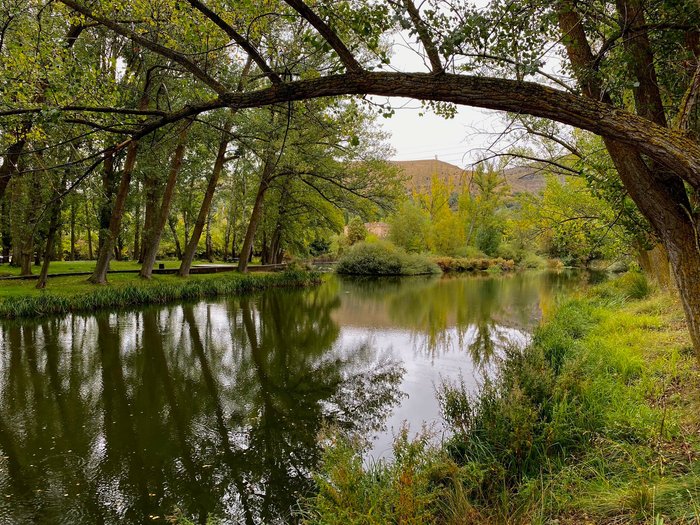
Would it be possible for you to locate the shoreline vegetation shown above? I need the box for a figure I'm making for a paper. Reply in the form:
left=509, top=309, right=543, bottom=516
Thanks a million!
left=303, top=272, right=700, bottom=524
left=0, top=268, right=320, bottom=320
left=335, top=240, right=567, bottom=276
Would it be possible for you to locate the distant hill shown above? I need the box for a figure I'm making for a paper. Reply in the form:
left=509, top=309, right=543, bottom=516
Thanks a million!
left=390, top=159, right=469, bottom=192
left=390, top=158, right=556, bottom=196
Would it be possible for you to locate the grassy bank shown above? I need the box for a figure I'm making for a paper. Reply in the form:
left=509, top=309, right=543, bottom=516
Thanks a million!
left=303, top=272, right=700, bottom=524
left=0, top=269, right=320, bottom=319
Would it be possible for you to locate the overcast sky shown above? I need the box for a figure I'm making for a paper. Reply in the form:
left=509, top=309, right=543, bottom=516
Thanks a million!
left=375, top=25, right=507, bottom=168
left=378, top=100, right=504, bottom=167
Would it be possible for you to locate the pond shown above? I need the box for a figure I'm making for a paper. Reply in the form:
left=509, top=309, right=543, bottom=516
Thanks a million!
left=0, top=271, right=590, bottom=524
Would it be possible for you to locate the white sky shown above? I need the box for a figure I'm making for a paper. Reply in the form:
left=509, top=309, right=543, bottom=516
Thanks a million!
left=377, top=29, right=505, bottom=168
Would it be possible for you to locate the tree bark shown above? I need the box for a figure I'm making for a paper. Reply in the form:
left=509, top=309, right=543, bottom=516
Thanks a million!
left=0, top=136, right=27, bottom=203
left=237, top=156, right=275, bottom=272
left=177, top=122, right=232, bottom=276
left=69, top=198, right=76, bottom=261
left=37, top=175, right=67, bottom=289
left=1, top=199, right=10, bottom=261
left=88, top=142, right=140, bottom=284
left=168, top=215, right=182, bottom=260
left=139, top=125, right=189, bottom=278
left=205, top=206, right=214, bottom=262
left=139, top=172, right=159, bottom=263
left=89, top=77, right=151, bottom=284
left=85, top=199, right=93, bottom=260
left=132, top=180, right=141, bottom=260
left=98, top=148, right=117, bottom=253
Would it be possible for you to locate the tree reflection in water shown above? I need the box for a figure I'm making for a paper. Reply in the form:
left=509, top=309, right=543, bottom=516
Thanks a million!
left=334, top=271, right=587, bottom=363
left=0, top=285, right=404, bottom=524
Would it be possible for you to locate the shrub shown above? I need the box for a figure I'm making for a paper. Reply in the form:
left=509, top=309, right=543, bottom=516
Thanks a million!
left=389, top=201, right=430, bottom=253
left=432, top=256, right=514, bottom=273
left=336, top=241, right=440, bottom=276
left=593, top=270, right=654, bottom=302
left=495, top=242, right=520, bottom=262
left=346, top=217, right=368, bottom=245
left=519, top=252, right=547, bottom=270
left=475, top=225, right=502, bottom=257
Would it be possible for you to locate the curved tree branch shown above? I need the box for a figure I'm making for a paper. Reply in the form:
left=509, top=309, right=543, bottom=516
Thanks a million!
left=186, top=0, right=282, bottom=84
left=283, top=0, right=363, bottom=73
left=58, top=0, right=228, bottom=94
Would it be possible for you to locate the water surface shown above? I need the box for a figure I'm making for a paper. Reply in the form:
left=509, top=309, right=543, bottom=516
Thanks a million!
left=0, top=271, right=586, bottom=524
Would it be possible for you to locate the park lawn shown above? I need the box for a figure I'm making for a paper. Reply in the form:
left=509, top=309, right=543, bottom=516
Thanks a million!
left=0, top=259, right=202, bottom=279
left=0, top=270, right=205, bottom=298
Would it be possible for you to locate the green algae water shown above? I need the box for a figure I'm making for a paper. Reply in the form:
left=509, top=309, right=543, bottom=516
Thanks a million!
left=0, top=271, right=588, bottom=524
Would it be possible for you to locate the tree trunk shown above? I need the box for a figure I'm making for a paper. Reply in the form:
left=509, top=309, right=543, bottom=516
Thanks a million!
left=205, top=207, right=214, bottom=263
left=0, top=137, right=27, bottom=202
left=37, top=176, right=67, bottom=289
left=140, top=173, right=159, bottom=264
left=132, top=181, right=141, bottom=260
left=89, top=78, right=151, bottom=284
left=85, top=199, right=93, bottom=260
left=1, top=199, right=10, bottom=261
left=177, top=123, right=232, bottom=277
left=237, top=158, right=275, bottom=272
left=69, top=198, right=76, bottom=261
left=168, top=215, right=182, bottom=260
left=140, top=125, right=189, bottom=279
left=19, top=244, right=32, bottom=276
left=98, top=149, right=117, bottom=253
left=88, top=141, right=140, bottom=284
left=636, top=241, right=671, bottom=290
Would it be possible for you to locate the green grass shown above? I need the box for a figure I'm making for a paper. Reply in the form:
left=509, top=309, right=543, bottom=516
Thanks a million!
left=0, top=269, right=320, bottom=319
left=303, top=273, right=700, bottom=524
left=0, top=259, right=192, bottom=278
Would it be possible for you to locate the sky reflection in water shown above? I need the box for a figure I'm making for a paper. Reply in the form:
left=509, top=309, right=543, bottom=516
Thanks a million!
left=0, top=270, right=587, bottom=524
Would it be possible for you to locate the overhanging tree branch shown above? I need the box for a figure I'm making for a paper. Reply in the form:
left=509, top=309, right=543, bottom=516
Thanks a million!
left=283, top=0, right=363, bottom=73
left=59, top=0, right=229, bottom=94
left=186, top=0, right=282, bottom=84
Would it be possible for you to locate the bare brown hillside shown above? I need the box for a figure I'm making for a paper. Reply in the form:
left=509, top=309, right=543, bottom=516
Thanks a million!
left=390, top=159, right=555, bottom=196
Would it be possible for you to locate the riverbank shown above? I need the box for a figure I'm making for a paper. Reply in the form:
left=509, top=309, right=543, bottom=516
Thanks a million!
left=304, top=272, right=700, bottom=524
left=0, top=269, right=321, bottom=319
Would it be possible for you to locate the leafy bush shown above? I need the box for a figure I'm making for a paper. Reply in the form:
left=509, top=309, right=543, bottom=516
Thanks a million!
left=518, top=251, right=547, bottom=269
left=495, top=242, right=520, bottom=262
left=346, top=217, right=368, bottom=245
left=336, top=241, right=440, bottom=276
left=432, top=256, right=514, bottom=273
left=460, top=245, right=486, bottom=259
left=475, top=225, right=502, bottom=257
left=389, top=201, right=431, bottom=253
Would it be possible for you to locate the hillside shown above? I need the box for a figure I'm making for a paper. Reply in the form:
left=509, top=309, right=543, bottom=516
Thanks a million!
left=391, top=159, right=555, bottom=196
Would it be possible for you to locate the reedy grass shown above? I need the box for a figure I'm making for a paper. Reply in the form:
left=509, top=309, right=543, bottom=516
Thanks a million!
left=0, top=269, right=320, bottom=319
left=303, top=272, right=700, bottom=524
